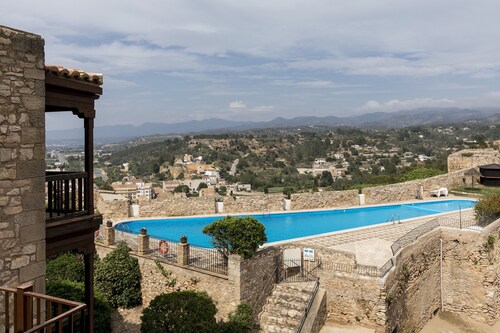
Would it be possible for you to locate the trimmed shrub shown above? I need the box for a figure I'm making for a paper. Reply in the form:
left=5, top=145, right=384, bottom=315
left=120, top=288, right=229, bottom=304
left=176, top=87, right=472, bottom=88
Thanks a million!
left=46, top=280, right=112, bottom=333
left=219, top=303, right=254, bottom=333
left=94, top=242, right=142, bottom=308
left=46, top=252, right=85, bottom=283
left=475, top=194, right=500, bottom=224
left=203, top=216, right=267, bottom=259
left=141, top=291, right=218, bottom=333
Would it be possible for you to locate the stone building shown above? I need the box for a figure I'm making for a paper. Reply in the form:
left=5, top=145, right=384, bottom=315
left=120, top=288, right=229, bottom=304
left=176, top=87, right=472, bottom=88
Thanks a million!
left=1, top=25, right=102, bottom=332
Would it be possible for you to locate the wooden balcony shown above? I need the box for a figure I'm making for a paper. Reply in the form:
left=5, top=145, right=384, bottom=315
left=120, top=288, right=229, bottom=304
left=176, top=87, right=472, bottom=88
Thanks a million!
left=45, top=171, right=101, bottom=257
left=46, top=171, right=89, bottom=222
left=0, top=283, right=86, bottom=333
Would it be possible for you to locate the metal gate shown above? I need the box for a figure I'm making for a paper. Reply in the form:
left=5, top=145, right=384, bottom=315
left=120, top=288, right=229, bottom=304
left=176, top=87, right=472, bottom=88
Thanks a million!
left=280, top=248, right=321, bottom=283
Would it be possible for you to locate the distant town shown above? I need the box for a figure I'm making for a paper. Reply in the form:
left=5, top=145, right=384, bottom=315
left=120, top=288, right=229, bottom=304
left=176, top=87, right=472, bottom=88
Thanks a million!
left=46, top=121, right=499, bottom=201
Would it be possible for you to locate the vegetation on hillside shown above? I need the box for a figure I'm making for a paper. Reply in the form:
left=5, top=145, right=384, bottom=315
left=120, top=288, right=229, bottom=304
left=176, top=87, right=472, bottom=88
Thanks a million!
left=94, top=123, right=500, bottom=191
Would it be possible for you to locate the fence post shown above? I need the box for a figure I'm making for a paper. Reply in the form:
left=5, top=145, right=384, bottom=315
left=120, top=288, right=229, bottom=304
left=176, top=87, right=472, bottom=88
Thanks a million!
left=137, top=228, right=150, bottom=255
left=15, top=282, right=33, bottom=332
left=177, top=236, right=190, bottom=266
left=104, top=220, right=115, bottom=246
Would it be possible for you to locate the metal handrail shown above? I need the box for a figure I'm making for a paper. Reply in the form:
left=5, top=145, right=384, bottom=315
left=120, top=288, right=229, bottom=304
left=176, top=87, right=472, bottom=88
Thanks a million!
left=295, top=278, right=320, bottom=333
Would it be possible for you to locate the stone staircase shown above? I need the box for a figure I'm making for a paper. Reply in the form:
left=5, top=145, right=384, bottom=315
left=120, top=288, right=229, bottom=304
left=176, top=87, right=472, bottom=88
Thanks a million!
left=258, top=281, right=316, bottom=333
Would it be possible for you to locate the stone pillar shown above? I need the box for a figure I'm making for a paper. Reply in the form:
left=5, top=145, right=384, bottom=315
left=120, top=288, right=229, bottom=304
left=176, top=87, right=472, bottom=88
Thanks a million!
left=283, top=198, right=291, bottom=211
left=359, top=193, right=366, bottom=205
left=0, top=26, right=46, bottom=291
left=215, top=200, right=224, bottom=213
left=228, top=254, right=243, bottom=302
left=177, top=235, right=190, bottom=266
left=103, top=220, right=115, bottom=246
left=129, top=202, right=140, bottom=217
left=137, top=228, right=149, bottom=255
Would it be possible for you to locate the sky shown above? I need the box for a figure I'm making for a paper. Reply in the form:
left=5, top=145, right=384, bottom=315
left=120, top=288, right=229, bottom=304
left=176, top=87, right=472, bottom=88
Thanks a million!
left=3, top=0, right=500, bottom=130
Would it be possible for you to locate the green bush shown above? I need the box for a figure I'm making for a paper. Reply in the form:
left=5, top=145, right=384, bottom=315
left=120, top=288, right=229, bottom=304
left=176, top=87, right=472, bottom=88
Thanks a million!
left=141, top=291, right=218, bottom=333
left=219, top=303, right=254, bottom=333
left=203, top=216, right=267, bottom=259
left=399, top=167, right=443, bottom=182
left=46, top=252, right=85, bottom=283
left=475, top=194, right=500, bottom=224
left=95, top=242, right=142, bottom=308
left=46, top=280, right=112, bottom=333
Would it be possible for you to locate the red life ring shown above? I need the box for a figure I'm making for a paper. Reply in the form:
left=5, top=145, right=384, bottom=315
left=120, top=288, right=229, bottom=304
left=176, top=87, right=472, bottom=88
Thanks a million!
left=159, top=240, right=169, bottom=254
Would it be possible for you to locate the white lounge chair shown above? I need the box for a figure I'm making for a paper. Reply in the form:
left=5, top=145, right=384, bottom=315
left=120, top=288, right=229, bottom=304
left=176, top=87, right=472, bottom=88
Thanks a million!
left=430, top=187, right=448, bottom=197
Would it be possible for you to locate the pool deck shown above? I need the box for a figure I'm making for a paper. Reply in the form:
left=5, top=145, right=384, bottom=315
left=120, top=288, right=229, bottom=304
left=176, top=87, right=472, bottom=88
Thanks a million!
left=281, top=208, right=476, bottom=268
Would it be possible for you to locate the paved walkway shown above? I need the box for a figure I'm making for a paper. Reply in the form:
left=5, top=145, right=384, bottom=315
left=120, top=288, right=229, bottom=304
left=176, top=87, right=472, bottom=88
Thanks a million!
left=289, top=209, right=476, bottom=268
left=320, top=322, right=375, bottom=333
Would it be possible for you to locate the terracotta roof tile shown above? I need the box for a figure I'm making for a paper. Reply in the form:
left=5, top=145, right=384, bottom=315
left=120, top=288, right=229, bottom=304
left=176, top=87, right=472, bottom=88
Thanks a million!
left=45, top=65, right=103, bottom=85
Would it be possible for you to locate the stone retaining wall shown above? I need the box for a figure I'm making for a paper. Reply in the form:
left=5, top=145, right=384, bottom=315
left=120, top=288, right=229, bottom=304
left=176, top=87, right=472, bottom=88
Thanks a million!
left=384, top=220, right=500, bottom=332
left=0, top=26, right=46, bottom=292
left=447, top=148, right=500, bottom=172
left=363, top=170, right=465, bottom=205
left=96, top=244, right=237, bottom=320
left=97, top=171, right=466, bottom=222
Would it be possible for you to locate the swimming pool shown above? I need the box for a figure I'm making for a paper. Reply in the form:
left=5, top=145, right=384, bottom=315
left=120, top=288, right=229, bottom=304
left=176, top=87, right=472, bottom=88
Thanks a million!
left=116, top=199, right=475, bottom=248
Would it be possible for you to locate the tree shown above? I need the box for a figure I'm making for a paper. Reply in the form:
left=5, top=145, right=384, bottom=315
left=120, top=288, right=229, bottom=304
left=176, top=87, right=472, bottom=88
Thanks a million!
left=94, top=242, right=142, bottom=308
left=197, top=182, right=208, bottom=191
left=318, top=171, right=333, bottom=187
left=46, top=252, right=85, bottom=284
left=475, top=194, right=500, bottom=225
left=203, top=216, right=267, bottom=259
left=141, top=291, right=218, bottom=333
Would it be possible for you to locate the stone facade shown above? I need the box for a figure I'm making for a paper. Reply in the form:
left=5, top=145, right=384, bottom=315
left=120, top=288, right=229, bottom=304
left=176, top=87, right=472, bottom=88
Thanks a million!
left=447, top=148, right=500, bottom=172
left=0, top=26, right=46, bottom=292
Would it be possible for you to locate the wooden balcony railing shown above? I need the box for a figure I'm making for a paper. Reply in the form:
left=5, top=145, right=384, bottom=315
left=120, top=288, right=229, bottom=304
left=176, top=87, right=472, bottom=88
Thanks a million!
left=1, top=283, right=86, bottom=333
left=46, top=171, right=89, bottom=222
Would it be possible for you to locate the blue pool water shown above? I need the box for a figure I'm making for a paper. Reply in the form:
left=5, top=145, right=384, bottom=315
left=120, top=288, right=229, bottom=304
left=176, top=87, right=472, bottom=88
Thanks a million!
left=116, top=199, right=475, bottom=248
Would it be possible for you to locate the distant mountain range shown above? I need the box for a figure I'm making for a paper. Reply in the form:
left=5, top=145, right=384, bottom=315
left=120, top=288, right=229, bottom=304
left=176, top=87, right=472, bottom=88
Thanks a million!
left=46, top=107, right=500, bottom=144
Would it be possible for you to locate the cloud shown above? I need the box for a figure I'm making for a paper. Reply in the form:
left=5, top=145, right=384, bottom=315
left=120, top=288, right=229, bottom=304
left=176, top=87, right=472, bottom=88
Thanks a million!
left=229, top=100, right=246, bottom=109
left=360, top=98, right=456, bottom=111
left=251, top=105, right=275, bottom=112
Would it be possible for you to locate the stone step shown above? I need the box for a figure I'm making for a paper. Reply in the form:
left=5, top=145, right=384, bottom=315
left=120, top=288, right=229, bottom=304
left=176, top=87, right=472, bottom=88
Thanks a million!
left=260, top=312, right=300, bottom=327
left=271, top=290, right=310, bottom=303
left=266, top=298, right=307, bottom=311
left=261, top=323, right=295, bottom=333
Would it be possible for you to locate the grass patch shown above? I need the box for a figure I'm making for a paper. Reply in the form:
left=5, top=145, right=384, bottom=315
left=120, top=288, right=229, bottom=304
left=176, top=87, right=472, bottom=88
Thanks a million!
left=453, top=185, right=500, bottom=197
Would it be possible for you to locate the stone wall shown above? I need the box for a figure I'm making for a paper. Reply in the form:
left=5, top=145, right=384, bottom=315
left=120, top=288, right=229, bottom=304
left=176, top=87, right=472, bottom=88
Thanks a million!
left=442, top=222, right=500, bottom=324
left=0, top=26, right=46, bottom=292
left=230, top=247, right=281, bottom=316
left=362, top=170, right=465, bottom=205
left=98, top=171, right=467, bottom=223
left=318, top=271, right=385, bottom=329
left=384, top=229, right=442, bottom=333
left=447, top=148, right=500, bottom=172
left=96, top=244, right=237, bottom=320
left=384, top=221, right=500, bottom=332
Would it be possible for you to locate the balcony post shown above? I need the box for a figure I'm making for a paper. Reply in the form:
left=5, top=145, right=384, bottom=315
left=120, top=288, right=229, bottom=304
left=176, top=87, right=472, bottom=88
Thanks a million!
left=15, top=282, right=33, bottom=332
left=84, top=117, right=94, bottom=215
left=84, top=253, right=94, bottom=333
